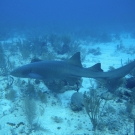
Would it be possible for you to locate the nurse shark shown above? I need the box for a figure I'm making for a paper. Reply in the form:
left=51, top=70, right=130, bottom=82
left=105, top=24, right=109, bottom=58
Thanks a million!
left=10, top=52, right=135, bottom=83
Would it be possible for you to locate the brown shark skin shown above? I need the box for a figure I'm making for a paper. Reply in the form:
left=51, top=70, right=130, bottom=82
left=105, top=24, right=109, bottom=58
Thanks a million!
left=10, top=52, right=135, bottom=80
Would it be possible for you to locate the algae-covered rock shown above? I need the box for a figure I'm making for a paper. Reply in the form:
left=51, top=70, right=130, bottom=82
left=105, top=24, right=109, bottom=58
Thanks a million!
left=70, top=92, right=84, bottom=111
left=44, top=78, right=82, bottom=93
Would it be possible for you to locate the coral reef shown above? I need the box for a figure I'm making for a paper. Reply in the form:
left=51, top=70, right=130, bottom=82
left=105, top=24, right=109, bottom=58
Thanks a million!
left=44, top=78, right=82, bottom=93
left=115, top=41, right=135, bottom=56
left=23, top=97, right=37, bottom=132
left=83, top=89, right=103, bottom=131
left=88, top=47, right=102, bottom=56
left=0, top=44, right=7, bottom=75
left=0, top=31, right=134, bottom=134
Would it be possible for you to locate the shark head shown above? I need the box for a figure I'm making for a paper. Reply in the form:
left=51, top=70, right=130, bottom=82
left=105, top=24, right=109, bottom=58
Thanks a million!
left=10, top=64, right=44, bottom=79
left=10, top=65, right=32, bottom=78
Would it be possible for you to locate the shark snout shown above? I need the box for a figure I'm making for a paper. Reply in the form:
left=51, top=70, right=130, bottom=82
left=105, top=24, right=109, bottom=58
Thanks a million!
left=10, top=67, right=24, bottom=77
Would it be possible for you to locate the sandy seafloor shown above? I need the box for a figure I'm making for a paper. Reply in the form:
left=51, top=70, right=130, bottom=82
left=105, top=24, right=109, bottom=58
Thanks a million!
left=0, top=33, right=135, bottom=135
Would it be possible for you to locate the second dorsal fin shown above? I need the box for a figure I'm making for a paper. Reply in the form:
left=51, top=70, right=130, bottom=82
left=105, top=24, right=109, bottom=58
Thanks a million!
left=89, top=63, right=103, bottom=72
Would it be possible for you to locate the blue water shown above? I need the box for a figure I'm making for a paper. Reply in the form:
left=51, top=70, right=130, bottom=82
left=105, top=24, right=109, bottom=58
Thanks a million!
left=0, top=0, right=135, bottom=38
left=1, top=1, right=135, bottom=134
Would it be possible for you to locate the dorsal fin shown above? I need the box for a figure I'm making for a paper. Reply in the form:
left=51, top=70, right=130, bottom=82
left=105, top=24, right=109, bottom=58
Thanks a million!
left=67, top=52, right=82, bottom=67
left=89, top=63, right=103, bottom=72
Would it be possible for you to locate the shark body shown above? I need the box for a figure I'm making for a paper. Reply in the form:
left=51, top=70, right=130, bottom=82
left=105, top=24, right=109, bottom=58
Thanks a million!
left=10, top=52, right=135, bottom=82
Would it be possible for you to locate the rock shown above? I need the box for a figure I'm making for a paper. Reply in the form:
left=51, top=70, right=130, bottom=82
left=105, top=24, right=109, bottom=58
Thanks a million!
left=70, top=92, right=84, bottom=111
